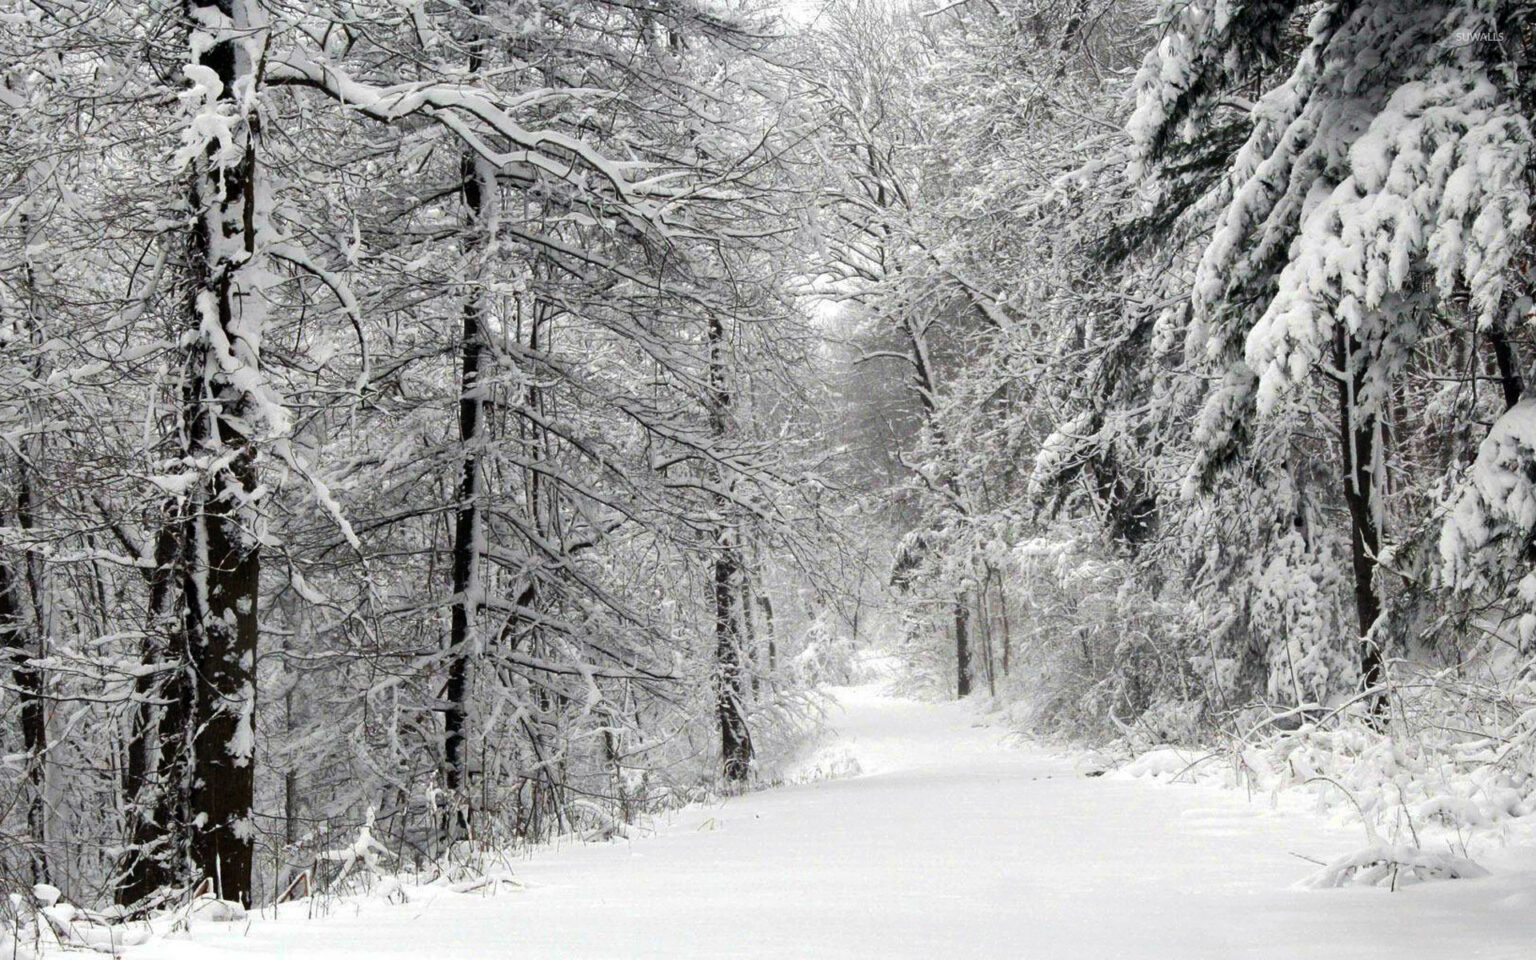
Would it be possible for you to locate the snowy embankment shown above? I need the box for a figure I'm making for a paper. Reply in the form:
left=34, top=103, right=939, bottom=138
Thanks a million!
left=74, top=684, right=1536, bottom=958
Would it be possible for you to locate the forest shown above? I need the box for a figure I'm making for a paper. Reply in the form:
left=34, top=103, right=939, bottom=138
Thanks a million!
left=2, top=0, right=1536, bottom=954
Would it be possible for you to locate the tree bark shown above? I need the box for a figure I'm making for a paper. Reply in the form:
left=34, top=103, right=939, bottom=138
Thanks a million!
left=0, top=554, right=46, bottom=882
left=9, top=207, right=50, bottom=884
left=180, top=0, right=270, bottom=905
left=442, top=294, right=482, bottom=800
left=990, top=564, right=1012, bottom=678
left=748, top=537, right=777, bottom=679
left=741, top=560, right=759, bottom=698
left=1489, top=324, right=1523, bottom=410
left=443, top=6, right=491, bottom=807
left=757, top=591, right=777, bottom=675
left=954, top=600, right=971, bottom=698
left=1334, top=333, right=1387, bottom=724
left=182, top=400, right=260, bottom=906
left=715, top=553, right=752, bottom=780
left=710, top=315, right=752, bottom=782
left=977, top=588, right=996, bottom=697
left=443, top=158, right=488, bottom=802
left=116, top=518, right=182, bottom=905
left=181, top=417, right=260, bottom=905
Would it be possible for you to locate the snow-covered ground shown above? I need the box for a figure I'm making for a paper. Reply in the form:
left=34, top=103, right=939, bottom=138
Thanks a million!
left=131, top=683, right=1536, bottom=959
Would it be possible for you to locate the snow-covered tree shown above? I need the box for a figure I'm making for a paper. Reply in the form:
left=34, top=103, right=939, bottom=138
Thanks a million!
left=1131, top=0, right=1535, bottom=719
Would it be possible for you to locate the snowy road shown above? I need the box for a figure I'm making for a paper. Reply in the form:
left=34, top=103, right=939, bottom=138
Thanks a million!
left=143, top=685, right=1536, bottom=959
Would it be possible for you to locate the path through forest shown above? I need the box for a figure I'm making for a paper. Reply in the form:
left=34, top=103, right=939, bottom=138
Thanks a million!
left=140, top=682, right=1536, bottom=959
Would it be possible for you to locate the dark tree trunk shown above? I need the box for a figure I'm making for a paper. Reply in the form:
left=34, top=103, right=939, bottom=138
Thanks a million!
left=147, top=644, right=193, bottom=891
left=13, top=436, right=49, bottom=881
left=749, top=537, right=776, bottom=677
left=1334, top=334, right=1387, bottom=724
left=116, top=519, right=183, bottom=905
left=443, top=284, right=481, bottom=796
left=757, top=591, right=777, bottom=674
left=741, top=563, right=759, bottom=698
left=1489, top=324, right=1523, bottom=410
left=183, top=474, right=259, bottom=905
left=0, top=554, right=46, bottom=882
left=443, top=178, right=485, bottom=801
left=282, top=592, right=303, bottom=848
left=978, top=590, right=996, bottom=698
left=180, top=0, right=265, bottom=904
left=991, top=565, right=1012, bottom=678
left=181, top=387, right=260, bottom=906
left=709, top=315, right=752, bottom=782
left=443, top=0, right=490, bottom=807
left=7, top=208, right=48, bottom=884
left=715, top=551, right=752, bottom=781
left=954, top=600, right=971, bottom=699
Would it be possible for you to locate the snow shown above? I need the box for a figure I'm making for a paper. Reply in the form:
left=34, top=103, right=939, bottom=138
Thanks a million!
left=120, top=682, right=1536, bottom=959
left=264, top=53, right=654, bottom=210
left=1300, top=843, right=1489, bottom=890
left=228, top=691, right=255, bottom=764
left=1141, top=0, right=1535, bottom=435
left=316, top=807, right=394, bottom=886
left=1442, top=398, right=1536, bottom=591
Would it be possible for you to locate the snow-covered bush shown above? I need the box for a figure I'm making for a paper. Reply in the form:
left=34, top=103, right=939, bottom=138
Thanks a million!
left=788, top=615, right=859, bottom=688
left=1111, top=648, right=1536, bottom=875
left=990, top=530, right=1219, bottom=745
left=1300, top=844, right=1488, bottom=890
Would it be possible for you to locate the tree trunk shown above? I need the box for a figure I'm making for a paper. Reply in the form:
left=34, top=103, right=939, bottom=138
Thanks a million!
left=180, top=0, right=270, bottom=905
left=749, top=537, right=777, bottom=680
left=715, top=550, right=752, bottom=781
left=978, top=588, right=996, bottom=698
left=709, top=315, right=752, bottom=782
left=1489, top=324, right=1523, bottom=410
left=990, top=565, right=1012, bottom=678
left=116, top=519, right=182, bottom=905
left=443, top=161, right=487, bottom=803
left=182, top=427, right=260, bottom=905
left=280, top=586, right=306, bottom=849
left=442, top=290, right=481, bottom=800
left=741, top=560, right=759, bottom=698
left=954, top=600, right=971, bottom=699
left=443, top=0, right=492, bottom=811
left=0, top=554, right=46, bottom=883
left=1334, top=333, right=1387, bottom=724
left=757, top=591, right=777, bottom=675
left=148, top=643, right=193, bottom=891
left=9, top=206, right=50, bottom=884
left=182, top=440, right=260, bottom=905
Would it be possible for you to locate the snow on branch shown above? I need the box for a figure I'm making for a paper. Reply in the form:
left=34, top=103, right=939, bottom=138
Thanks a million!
left=1442, top=400, right=1536, bottom=638
left=1133, top=2, right=1533, bottom=418
left=318, top=806, right=393, bottom=888
left=269, top=244, right=369, bottom=396
left=266, top=53, right=648, bottom=210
